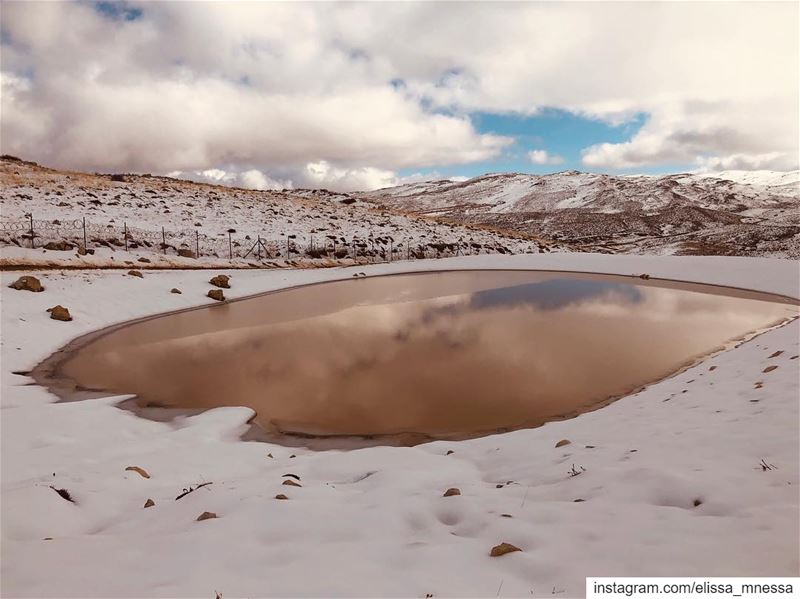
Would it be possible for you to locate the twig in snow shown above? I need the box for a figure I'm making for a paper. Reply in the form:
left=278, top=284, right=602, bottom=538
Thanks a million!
left=49, top=485, right=75, bottom=503
left=567, top=464, right=586, bottom=477
left=175, top=481, right=213, bottom=500
left=759, top=459, right=777, bottom=471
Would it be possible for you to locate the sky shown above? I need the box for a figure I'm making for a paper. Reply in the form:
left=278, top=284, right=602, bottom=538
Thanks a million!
left=1, top=1, right=798, bottom=191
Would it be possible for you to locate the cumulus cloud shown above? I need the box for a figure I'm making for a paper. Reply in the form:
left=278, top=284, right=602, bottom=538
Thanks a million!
left=167, top=168, right=292, bottom=191
left=694, top=153, right=798, bottom=173
left=303, top=161, right=398, bottom=191
left=528, top=150, right=564, bottom=166
left=0, top=1, right=797, bottom=190
left=581, top=98, right=799, bottom=171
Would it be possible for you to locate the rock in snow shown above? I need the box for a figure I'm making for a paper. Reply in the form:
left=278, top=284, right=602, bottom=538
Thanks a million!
left=46, top=305, right=72, bottom=321
left=209, top=274, right=231, bottom=289
left=490, top=542, right=522, bottom=557
left=8, top=275, right=44, bottom=292
left=196, top=511, right=217, bottom=521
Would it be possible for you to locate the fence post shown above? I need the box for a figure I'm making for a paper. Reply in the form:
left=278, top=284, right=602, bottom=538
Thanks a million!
left=82, top=217, right=87, bottom=249
left=195, top=230, right=200, bottom=258
left=124, top=222, right=128, bottom=252
left=161, top=226, right=166, bottom=253
left=257, top=235, right=262, bottom=260
left=228, top=231, right=233, bottom=260
left=286, top=237, right=289, bottom=259
left=28, top=213, right=34, bottom=248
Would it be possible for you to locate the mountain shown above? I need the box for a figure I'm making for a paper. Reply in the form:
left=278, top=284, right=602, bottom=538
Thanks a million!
left=356, top=171, right=800, bottom=258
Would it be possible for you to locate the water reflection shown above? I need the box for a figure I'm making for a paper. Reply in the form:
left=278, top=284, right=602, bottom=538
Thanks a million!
left=60, top=271, right=797, bottom=443
left=469, top=278, right=644, bottom=311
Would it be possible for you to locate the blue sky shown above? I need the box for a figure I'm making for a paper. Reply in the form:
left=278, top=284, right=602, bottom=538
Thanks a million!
left=400, top=110, right=696, bottom=181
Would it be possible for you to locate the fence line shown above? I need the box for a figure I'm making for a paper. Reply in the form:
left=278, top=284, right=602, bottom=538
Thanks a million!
left=0, top=213, right=528, bottom=263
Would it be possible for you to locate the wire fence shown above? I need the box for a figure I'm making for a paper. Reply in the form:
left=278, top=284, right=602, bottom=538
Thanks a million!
left=0, top=213, right=525, bottom=263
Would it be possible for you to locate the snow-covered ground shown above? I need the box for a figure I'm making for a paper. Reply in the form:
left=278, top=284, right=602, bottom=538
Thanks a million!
left=689, top=170, right=800, bottom=189
left=0, top=158, right=552, bottom=269
left=1, top=254, right=799, bottom=597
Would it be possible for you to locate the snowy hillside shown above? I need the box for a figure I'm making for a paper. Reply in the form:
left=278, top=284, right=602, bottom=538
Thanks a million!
left=0, top=157, right=555, bottom=269
left=358, top=170, right=800, bottom=258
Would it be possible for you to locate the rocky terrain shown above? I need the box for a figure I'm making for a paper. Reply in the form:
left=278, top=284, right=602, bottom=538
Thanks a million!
left=0, top=157, right=554, bottom=269
left=357, top=170, right=800, bottom=258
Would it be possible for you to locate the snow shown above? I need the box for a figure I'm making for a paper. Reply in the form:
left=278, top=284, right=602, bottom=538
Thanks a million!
left=0, top=159, right=550, bottom=269
left=691, top=170, right=800, bottom=189
left=358, top=171, right=800, bottom=259
left=2, top=253, right=798, bottom=597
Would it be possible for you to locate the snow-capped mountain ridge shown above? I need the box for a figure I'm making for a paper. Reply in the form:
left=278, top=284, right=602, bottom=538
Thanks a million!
left=356, top=170, right=799, bottom=257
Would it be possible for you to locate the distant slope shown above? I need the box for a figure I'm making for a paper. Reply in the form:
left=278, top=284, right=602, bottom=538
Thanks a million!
left=357, top=171, right=800, bottom=258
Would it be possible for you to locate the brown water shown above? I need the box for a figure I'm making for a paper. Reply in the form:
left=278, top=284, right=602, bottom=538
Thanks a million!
left=59, top=271, right=797, bottom=443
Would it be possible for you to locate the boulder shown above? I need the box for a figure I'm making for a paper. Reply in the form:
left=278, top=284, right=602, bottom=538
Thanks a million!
left=275, top=494, right=289, bottom=500
left=209, top=274, right=230, bottom=288
left=443, top=488, right=461, bottom=497
left=170, top=288, right=182, bottom=294
left=9, top=275, right=44, bottom=292
left=178, top=249, right=195, bottom=258
left=555, top=439, right=571, bottom=448
left=47, top=305, right=72, bottom=321
left=127, top=270, right=143, bottom=278
left=282, top=479, right=302, bottom=487
left=144, top=499, right=155, bottom=508
left=207, top=289, right=225, bottom=302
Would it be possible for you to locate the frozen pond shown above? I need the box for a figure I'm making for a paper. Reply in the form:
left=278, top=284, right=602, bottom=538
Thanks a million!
left=55, top=270, right=797, bottom=444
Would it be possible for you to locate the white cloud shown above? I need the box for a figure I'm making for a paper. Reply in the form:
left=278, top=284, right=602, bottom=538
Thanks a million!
left=304, top=161, right=399, bottom=191
left=167, top=168, right=292, bottom=191
left=693, top=153, right=797, bottom=173
left=0, top=0, right=796, bottom=188
left=528, top=150, right=564, bottom=166
left=581, top=98, right=799, bottom=170
left=239, top=169, right=291, bottom=191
